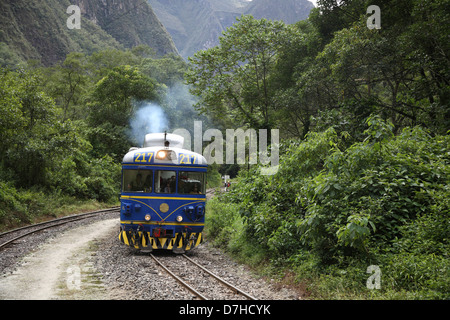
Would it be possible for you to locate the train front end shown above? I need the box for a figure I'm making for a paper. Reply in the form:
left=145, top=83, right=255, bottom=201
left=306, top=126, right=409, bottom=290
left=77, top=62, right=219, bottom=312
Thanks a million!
left=119, top=133, right=207, bottom=253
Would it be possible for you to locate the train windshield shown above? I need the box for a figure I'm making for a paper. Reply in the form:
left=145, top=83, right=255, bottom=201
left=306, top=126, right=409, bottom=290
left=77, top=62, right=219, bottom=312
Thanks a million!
left=122, top=170, right=153, bottom=193
left=155, top=170, right=176, bottom=194
left=178, top=172, right=205, bottom=195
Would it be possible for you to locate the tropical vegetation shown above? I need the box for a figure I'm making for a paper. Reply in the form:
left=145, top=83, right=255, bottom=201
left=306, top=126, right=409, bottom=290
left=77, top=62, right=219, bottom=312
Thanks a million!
left=191, top=0, right=449, bottom=299
left=0, top=0, right=448, bottom=299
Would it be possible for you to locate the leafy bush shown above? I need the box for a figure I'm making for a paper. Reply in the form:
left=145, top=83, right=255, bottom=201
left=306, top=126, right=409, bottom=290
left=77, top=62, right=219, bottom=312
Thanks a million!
left=84, top=155, right=121, bottom=202
left=205, top=196, right=244, bottom=248
left=221, top=128, right=339, bottom=255
left=0, top=181, right=30, bottom=227
left=0, top=181, right=49, bottom=229
left=206, top=163, right=223, bottom=188
left=206, top=117, right=449, bottom=298
left=299, top=117, right=449, bottom=262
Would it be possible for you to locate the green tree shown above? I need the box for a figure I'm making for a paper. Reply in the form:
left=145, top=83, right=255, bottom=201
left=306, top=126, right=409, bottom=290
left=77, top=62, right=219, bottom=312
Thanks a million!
left=140, top=53, right=186, bottom=87
left=270, top=20, right=324, bottom=138
left=2, top=69, right=59, bottom=187
left=0, top=42, right=23, bottom=68
left=43, top=52, right=89, bottom=121
left=295, top=0, right=449, bottom=137
left=88, top=65, right=157, bottom=127
left=309, top=0, right=369, bottom=42
left=87, top=65, right=157, bottom=160
left=186, top=15, right=291, bottom=130
left=0, top=69, right=86, bottom=188
left=0, top=69, right=26, bottom=156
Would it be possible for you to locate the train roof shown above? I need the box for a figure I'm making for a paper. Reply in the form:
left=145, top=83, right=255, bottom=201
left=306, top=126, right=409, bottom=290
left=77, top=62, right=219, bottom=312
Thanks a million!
left=143, top=133, right=184, bottom=149
left=122, top=133, right=207, bottom=167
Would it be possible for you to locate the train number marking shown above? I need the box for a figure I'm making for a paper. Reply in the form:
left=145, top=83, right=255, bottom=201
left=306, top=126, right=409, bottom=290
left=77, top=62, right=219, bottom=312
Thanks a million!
left=134, top=152, right=154, bottom=163
left=179, top=153, right=197, bottom=165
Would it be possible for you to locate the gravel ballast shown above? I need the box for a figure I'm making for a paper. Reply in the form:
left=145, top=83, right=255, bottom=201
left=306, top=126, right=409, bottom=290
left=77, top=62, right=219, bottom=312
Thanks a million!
left=0, top=216, right=302, bottom=300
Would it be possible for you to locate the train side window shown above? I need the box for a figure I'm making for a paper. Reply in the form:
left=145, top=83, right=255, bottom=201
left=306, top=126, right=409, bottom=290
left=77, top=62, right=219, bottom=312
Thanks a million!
left=123, top=170, right=153, bottom=193
left=155, top=170, right=176, bottom=194
left=178, top=172, right=205, bottom=194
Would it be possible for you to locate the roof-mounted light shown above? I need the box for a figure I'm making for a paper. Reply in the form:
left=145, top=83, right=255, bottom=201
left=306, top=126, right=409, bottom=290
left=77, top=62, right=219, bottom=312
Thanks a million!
left=156, top=149, right=176, bottom=161
left=156, top=150, right=167, bottom=160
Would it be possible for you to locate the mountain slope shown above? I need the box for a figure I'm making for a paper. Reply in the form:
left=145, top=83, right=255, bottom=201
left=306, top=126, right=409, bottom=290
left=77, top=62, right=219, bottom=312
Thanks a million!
left=245, top=0, right=313, bottom=24
left=148, top=0, right=238, bottom=58
left=74, top=0, right=178, bottom=55
left=148, top=0, right=314, bottom=58
left=0, top=0, right=178, bottom=66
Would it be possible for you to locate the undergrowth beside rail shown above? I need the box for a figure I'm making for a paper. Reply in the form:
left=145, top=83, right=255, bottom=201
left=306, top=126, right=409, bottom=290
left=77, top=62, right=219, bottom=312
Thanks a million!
left=0, top=184, right=118, bottom=232
left=205, top=118, right=450, bottom=300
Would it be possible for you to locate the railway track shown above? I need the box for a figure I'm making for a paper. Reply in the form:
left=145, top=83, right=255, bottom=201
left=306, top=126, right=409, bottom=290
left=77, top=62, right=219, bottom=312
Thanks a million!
left=0, top=204, right=298, bottom=300
left=150, top=253, right=257, bottom=300
left=0, top=207, right=120, bottom=250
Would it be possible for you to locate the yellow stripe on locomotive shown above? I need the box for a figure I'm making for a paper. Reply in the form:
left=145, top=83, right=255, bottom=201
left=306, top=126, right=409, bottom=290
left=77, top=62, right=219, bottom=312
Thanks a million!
left=119, top=229, right=203, bottom=253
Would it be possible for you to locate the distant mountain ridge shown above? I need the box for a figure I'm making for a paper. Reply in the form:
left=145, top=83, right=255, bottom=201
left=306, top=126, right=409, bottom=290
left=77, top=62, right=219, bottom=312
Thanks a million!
left=148, top=0, right=315, bottom=58
left=245, top=0, right=312, bottom=24
left=0, top=0, right=178, bottom=66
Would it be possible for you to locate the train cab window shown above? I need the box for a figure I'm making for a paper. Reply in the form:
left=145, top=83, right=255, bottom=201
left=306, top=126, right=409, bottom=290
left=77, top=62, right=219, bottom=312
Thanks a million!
left=155, top=170, right=176, bottom=194
left=178, top=172, right=205, bottom=195
left=123, top=170, right=153, bottom=193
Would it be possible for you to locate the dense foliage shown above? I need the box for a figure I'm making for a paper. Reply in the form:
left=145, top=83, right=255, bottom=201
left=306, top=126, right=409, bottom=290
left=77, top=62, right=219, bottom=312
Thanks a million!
left=197, top=0, right=449, bottom=299
left=0, top=0, right=448, bottom=300
left=0, top=47, right=207, bottom=230
left=188, top=0, right=449, bottom=139
left=207, top=118, right=449, bottom=298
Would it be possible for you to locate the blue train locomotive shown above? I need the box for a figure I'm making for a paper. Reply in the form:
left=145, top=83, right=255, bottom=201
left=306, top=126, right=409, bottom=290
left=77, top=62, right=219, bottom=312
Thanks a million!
left=119, top=133, right=207, bottom=253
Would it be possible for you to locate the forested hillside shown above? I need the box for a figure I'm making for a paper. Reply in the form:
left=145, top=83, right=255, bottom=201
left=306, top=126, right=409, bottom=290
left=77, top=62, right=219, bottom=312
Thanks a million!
left=187, top=0, right=449, bottom=299
left=0, top=0, right=178, bottom=66
left=0, top=47, right=207, bottom=230
left=245, top=0, right=313, bottom=23
left=148, top=0, right=314, bottom=57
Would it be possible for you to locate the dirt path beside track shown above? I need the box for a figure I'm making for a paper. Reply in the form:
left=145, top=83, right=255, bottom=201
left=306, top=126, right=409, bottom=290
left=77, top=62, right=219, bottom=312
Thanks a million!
left=0, top=218, right=118, bottom=300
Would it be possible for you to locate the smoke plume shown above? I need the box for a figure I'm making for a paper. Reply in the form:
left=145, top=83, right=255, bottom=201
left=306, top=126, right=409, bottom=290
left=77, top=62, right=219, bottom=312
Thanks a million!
left=129, top=103, right=169, bottom=147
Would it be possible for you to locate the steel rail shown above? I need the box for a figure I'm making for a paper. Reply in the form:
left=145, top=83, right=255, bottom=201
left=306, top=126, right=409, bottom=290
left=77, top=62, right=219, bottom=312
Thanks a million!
left=0, top=207, right=120, bottom=250
left=0, top=207, right=119, bottom=238
left=150, top=253, right=208, bottom=300
left=182, top=254, right=257, bottom=300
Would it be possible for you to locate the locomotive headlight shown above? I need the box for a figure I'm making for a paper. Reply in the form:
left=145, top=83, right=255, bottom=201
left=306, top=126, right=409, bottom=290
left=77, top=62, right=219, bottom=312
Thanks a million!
left=176, top=215, right=183, bottom=222
left=156, top=150, right=167, bottom=159
left=145, top=214, right=151, bottom=221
